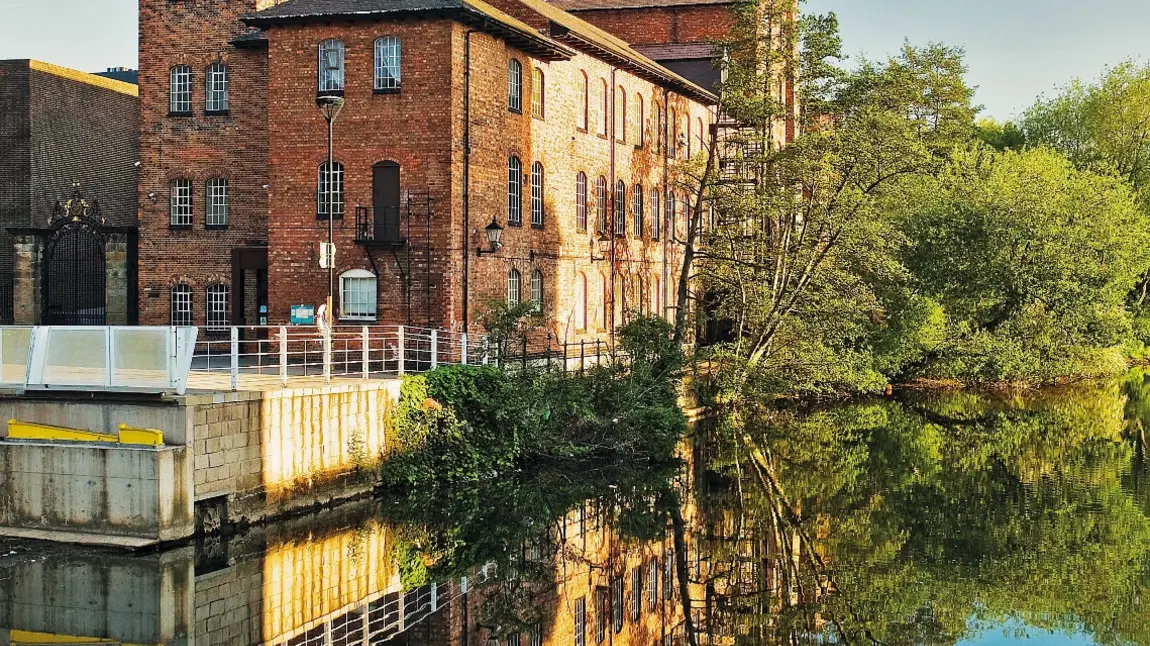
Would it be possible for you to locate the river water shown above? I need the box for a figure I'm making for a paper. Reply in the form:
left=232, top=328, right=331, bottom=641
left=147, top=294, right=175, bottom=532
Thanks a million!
left=3, top=371, right=1150, bottom=645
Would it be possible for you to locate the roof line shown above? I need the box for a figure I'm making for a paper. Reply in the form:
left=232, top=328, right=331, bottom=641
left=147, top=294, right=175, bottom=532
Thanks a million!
left=28, top=60, right=138, bottom=97
left=563, top=0, right=735, bottom=10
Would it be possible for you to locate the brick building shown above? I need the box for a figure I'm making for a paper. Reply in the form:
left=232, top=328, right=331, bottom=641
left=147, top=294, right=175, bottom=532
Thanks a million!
left=137, top=0, right=768, bottom=345
left=0, top=59, right=139, bottom=325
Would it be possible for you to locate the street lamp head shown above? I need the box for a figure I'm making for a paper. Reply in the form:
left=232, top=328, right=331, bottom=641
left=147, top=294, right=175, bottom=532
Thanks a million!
left=484, top=218, right=505, bottom=252
left=596, top=231, right=611, bottom=255
left=316, top=94, right=346, bottom=122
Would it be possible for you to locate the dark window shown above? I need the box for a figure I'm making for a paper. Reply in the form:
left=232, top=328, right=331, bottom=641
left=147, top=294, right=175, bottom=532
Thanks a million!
left=374, top=36, right=401, bottom=92
left=206, top=284, right=229, bottom=330
left=206, top=62, right=228, bottom=113
left=575, top=172, right=588, bottom=232
left=631, top=566, right=642, bottom=622
left=632, top=183, right=643, bottom=237
left=508, top=156, right=522, bottom=226
left=595, top=588, right=608, bottom=644
left=574, top=597, right=586, bottom=646
left=318, top=161, right=344, bottom=219
left=531, top=269, right=543, bottom=313
left=595, top=176, right=608, bottom=233
left=171, top=284, right=192, bottom=326
left=647, top=560, right=658, bottom=611
left=206, top=178, right=228, bottom=228
left=507, top=268, right=521, bottom=306
left=318, top=39, right=345, bottom=94
left=614, top=180, right=625, bottom=235
left=170, top=179, right=192, bottom=227
left=612, top=577, right=624, bottom=633
left=530, top=623, right=542, bottom=646
left=508, top=59, right=522, bottom=112
left=531, top=161, right=544, bottom=228
left=651, top=187, right=661, bottom=239
left=663, top=552, right=674, bottom=600
left=169, top=65, right=191, bottom=115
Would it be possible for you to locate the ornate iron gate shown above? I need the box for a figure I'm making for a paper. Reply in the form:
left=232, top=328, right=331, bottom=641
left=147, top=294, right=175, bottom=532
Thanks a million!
left=42, top=214, right=106, bottom=326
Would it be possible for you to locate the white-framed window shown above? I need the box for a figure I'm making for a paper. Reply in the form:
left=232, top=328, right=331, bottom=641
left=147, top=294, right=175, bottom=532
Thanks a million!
left=601, top=273, right=609, bottom=329
left=652, top=275, right=660, bottom=318
left=614, top=180, right=625, bottom=235
left=507, top=634, right=520, bottom=646
left=530, top=623, right=542, bottom=646
left=575, top=172, right=587, bottom=232
left=206, top=284, right=229, bottom=330
left=206, top=62, right=228, bottom=113
left=340, top=269, right=377, bottom=320
left=578, top=71, right=588, bottom=130
left=667, top=190, right=676, bottom=240
left=318, top=161, right=344, bottom=219
left=647, top=560, right=658, bottom=611
left=318, top=39, right=345, bottom=94
left=599, top=79, right=608, bottom=136
left=531, top=67, right=544, bottom=119
left=631, top=566, right=642, bottom=621
left=576, top=272, right=587, bottom=331
left=374, top=36, right=401, bottom=91
left=531, top=269, right=543, bottom=313
left=530, top=161, right=544, bottom=228
left=169, top=65, right=191, bottom=114
left=508, top=155, right=522, bottom=226
left=638, top=276, right=646, bottom=315
left=170, top=178, right=192, bottom=226
left=206, top=178, right=228, bottom=227
left=697, top=117, right=705, bottom=152
left=651, top=187, right=660, bottom=239
left=574, top=597, right=586, bottom=646
left=171, top=284, right=192, bottom=326
left=632, top=183, right=643, bottom=237
left=635, top=94, right=645, bottom=146
left=508, top=59, right=522, bottom=112
left=668, top=108, right=677, bottom=159
left=615, top=86, right=626, bottom=142
left=686, top=117, right=692, bottom=156
left=595, top=176, right=608, bottom=233
left=507, top=268, right=521, bottom=306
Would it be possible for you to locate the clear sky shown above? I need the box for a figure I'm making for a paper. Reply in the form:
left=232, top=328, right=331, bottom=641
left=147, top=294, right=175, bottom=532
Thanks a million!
left=1, top=0, right=1148, bottom=120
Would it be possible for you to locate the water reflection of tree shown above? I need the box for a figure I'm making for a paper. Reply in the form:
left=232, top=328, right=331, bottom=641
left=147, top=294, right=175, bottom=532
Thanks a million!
left=698, top=382, right=1150, bottom=646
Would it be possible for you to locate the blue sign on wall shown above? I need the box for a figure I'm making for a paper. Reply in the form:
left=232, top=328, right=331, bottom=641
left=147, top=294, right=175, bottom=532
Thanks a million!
left=290, top=304, right=315, bottom=325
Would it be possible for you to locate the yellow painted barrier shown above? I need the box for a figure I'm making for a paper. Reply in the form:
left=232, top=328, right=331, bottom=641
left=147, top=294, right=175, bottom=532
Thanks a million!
left=7, top=420, right=118, bottom=444
left=10, top=628, right=158, bottom=645
left=118, top=424, right=164, bottom=447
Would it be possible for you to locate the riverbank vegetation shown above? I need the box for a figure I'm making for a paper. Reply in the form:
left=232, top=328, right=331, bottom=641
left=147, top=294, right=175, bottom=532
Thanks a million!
left=682, top=0, right=1150, bottom=398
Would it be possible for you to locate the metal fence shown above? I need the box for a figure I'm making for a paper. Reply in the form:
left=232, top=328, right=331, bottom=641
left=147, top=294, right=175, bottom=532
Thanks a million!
left=491, top=334, right=617, bottom=374
left=191, top=325, right=489, bottom=391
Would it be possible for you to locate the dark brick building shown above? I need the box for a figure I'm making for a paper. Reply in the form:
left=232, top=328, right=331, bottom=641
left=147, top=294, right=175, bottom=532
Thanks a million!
left=0, top=59, right=139, bottom=325
left=138, top=0, right=791, bottom=344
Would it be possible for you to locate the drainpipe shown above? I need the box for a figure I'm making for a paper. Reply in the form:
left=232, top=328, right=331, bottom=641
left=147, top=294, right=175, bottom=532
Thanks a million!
left=609, top=67, right=617, bottom=345
left=662, top=88, right=670, bottom=327
left=462, top=30, right=476, bottom=332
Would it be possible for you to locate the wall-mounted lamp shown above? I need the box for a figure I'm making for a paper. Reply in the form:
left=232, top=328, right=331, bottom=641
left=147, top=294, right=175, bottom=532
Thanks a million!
left=589, top=230, right=611, bottom=262
left=476, top=217, right=504, bottom=256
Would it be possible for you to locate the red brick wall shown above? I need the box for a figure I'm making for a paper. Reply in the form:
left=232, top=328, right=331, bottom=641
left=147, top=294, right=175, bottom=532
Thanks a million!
left=565, top=5, right=735, bottom=46
left=137, top=0, right=270, bottom=325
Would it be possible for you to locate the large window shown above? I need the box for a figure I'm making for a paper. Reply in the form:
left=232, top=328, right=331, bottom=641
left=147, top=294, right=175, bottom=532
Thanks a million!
left=668, top=108, right=677, bottom=158
left=531, top=269, right=543, bottom=312
left=318, top=39, right=345, bottom=94
left=340, top=270, right=377, bottom=320
left=667, top=190, right=676, bottom=240
left=653, top=101, right=663, bottom=154
left=169, top=65, right=191, bottom=115
left=508, top=155, right=522, bottom=226
left=595, top=176, right=608, bottom=233
left=530, top=161, right=544, bottom=228
left=599, top=79, right=608, bottom=136
left=318, top=161, right=345, bottom=219
left=171, top=284, right=192, bottom=326
left=170, top=178, right=192, bottom=227
left=206, top=62, right=228, bottom=113
left=531, top=67, right=545, bottom=119
left=206, top=178, right=228, bottom=228
left=614, top=180, right=625, bottom=235
left=631, top=567, right=642, bottom=621
left=578, top=71, right=588, bottom=130
left=651, top=187, right=660, bottom=239
left=632, top=183, right=643, bottom=237
left=575, top=172, right=587, bottom=232
left=508, top=59, right=522, bottom=112
left=507, top=268, right=521, bottom=306
left=615, top=86, right=625, bottom=142
left=374, top=36, right=401, bottom=92
left=601, top=273, right=609, bottom=329
left=652, top=275, right=660, bottom=318
left=647, top=560, right=658, bottom=611
left=576, top=272, right=587, bottom=331
left=663, top=552, right=673, bottom=600
left=635, top=94, right=645, bottom=146
left=595, top=587, right=608, bottom=644
left=686, top=117, right=692, bottom=156
left=207, top=284, right=229, bottom=330
left=574, top=597, right=586, bottom=646
left=611, top=577, right=624, bottom=633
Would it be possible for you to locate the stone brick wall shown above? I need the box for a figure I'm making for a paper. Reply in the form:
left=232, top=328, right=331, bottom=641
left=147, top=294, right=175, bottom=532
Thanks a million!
left=193, top=555, right=264, bottom=644
left=137, top=0, right=272, bottom=325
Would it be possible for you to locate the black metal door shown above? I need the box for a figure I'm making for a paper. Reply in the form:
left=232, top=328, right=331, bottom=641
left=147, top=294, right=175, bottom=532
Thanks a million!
left=43, top=224, right=106, bottom=325
left=373, top=161, right=401, bottom=242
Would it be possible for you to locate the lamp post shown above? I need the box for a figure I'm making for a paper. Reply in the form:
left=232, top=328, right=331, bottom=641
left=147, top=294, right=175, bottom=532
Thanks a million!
left=316, top=94, right=345, bottom=322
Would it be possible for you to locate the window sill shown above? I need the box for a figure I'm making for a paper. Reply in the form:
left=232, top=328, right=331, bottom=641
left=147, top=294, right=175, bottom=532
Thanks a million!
left=317, top=89, right=345, bottom=99
left=508, top=221, right=523, bottom=228
left=531, top=223, right=544, bottom=230
left=373, top=87, right=401, bottom=95
left=169, top=224, right=193, bottom=231
left=340, top=317, right=377, bottom=323
left=316, top=214, right=346, bottom=221
left=577, top=127, right=588, bottom=134
left=509, top=107, right=523, bottom=115
left=206, top=224, right=229, bottom=231
left=597, top=134, right=608, bottom=140
left=533, top=114, right=545, bottom=121
left=168, top=111, right=192, bottom=118
left=205, top=109, right=230, bottom=117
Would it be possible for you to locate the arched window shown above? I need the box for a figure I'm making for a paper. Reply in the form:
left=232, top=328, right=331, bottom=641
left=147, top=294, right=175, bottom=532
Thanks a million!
left=601, top=273, right=609, bottom=329
left=340, top=269, right=377, bottom=321
left=668, top=108, right=677, bottom=158
left=599, top=78, right=608, bottom=136
left=507, top=268, right=521, bottom=306
left=686, top=117, right=692, bottom=156
left=632, top=183, right=644, bottom=237
left=652, top=275, right=660, bottom=319
left=170, top=178, right=192, bottom=227
left=206, top=178, right=228, bottom=228
left=206, top=62, right=228, bottom=113
left=317, top=161, right=344, bottom=219
left=697, top=117, right=705, bottom=152
left=653, top=101, right=663, bottom=153
left=530, top=161, right=544, bottom=228
left=507, top=155, right=522, bottom=226
left=318, top=39, right=345, bottom=94
left=667, top=189, right=676, bottom=239
left=575, top=172, right=588, bottom=232
left=531, top=269, right=543, bottom=312
left=171, top=284, right=192, bottom=326
left=169, top=65, right=191, bottom=115
left=578, top=71, right=588, bottom=130
left=576, top=272, right=587, bottom=331
left=531, top=67, right=545, bottom=119
left=638, top=276, right=646, bottom=315
left=615, top=86, right=626, bottom=142
left=614, top=180, right=626, bottom=235
left=508, top=59, right=522, bottom=112
left=635, top=94, right=645, bottom=146
left=374, top=36, right=402, bottom=91
left=206, top=284, right=229, bottom=330
left=595, top=176, right=608, bottom=233
left=651, top=187, right=660, bottom=239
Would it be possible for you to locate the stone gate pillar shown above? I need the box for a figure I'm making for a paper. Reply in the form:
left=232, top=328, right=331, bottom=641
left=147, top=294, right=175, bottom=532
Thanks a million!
left=105, top=232, right=130, bottom=325
left=11, top=233, right=43, bottom=325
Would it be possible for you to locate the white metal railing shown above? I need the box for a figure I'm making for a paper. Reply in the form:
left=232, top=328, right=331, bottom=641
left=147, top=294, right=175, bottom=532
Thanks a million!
left=190, top=325, right=489, bottom=391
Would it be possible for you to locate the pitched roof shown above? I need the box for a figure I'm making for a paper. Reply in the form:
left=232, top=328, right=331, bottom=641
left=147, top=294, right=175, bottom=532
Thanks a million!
left=27, top=60, right=138, bottom=97
left=548, top=0, right=732, bottom=10
left=633, top=43, right=717, bottom=61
